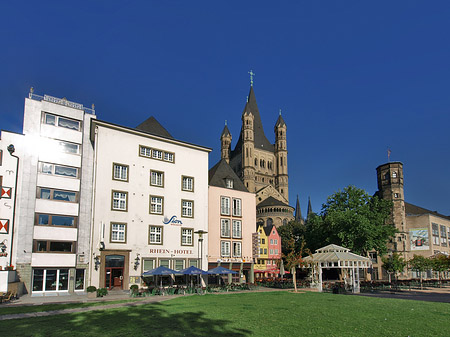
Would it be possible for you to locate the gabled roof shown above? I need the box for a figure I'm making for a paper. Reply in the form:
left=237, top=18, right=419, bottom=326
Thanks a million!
left=257, top=196, right=290, bottom=208
left=405, top=202, right=450, bottom=221
left=263, top=224, right=275, bottom=236
left=209, top=159, right=248, bottom=192
left=232, top=87, right=274, bottom=156
left=136, top=116, right=174, bottom=139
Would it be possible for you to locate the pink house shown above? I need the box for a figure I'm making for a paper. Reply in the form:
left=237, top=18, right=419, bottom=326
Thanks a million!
left=265, top=225, right=281, bottom=275
left=208, top=159, right=256, bottom=283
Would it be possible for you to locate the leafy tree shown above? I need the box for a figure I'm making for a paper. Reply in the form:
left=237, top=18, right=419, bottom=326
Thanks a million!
left=277, top=220, right=305, bottom=257
left=381, top=253, right=407, bottom=283
left=429, top=254, right=450, bottom=286
left=283, top=237, right=309, bottom=293
left=408, top=255, right=431, bottom=289
left=304, top=186, right=396, bottom=255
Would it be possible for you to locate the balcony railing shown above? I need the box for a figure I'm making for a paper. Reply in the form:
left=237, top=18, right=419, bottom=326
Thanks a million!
left=29, top=90, right=95, bottom=115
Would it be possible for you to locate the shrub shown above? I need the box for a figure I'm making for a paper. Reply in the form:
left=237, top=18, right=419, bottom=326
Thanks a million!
left=97, top=288, right=108, bottom=297
left=87, top=286, right=97, bottom=293
left=130, top=284, right=139, bottom=293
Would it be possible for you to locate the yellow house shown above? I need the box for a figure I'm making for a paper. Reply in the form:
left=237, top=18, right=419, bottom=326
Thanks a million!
left=254, top=223, right=268, bottom=274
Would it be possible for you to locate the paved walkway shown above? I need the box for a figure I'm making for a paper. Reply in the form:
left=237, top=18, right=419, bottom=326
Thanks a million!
left=355, top=286, right=450, bottom=303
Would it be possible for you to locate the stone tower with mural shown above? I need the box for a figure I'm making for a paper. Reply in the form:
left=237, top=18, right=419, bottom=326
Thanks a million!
left=220, top=80, right=294, bottom=227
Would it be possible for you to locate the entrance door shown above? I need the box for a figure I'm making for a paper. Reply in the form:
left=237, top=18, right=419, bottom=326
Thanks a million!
left=105, top=255, right=125, bottom=290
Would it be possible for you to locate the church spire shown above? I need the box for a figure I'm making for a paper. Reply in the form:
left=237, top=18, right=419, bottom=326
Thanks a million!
left=295, top=194, right=303, bottom=223
left=306, top=197, right=313, bottom=221
left=220, top=120, right=232, bottom=163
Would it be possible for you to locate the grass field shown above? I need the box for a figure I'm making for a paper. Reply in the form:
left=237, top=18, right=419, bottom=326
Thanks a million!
left=1, top=291, right=449, bottom=336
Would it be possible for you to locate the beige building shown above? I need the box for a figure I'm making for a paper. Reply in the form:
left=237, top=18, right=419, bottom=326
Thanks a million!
left=220, top=85, right=294, bottom=227
left=371, top=162, right=450, bottom=280
left=208, top=159, right=256, bottom=283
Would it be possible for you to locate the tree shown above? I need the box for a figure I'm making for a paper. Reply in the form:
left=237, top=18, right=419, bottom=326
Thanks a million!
left=283, top=237, right=309, bottom=293
left=277, top=220, right=305, bottom=257
left=381, top=253, right=407, bottom=284
left=408, top=255, right=431, bottom=289
left=429, top=254, right=450, bottom=286
left=304, top=186, right=396, bottom=255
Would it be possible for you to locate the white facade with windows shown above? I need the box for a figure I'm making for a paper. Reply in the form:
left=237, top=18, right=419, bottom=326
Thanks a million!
left=89, top=118, right=210, bottom=290
left=8, top=91, right=95, bottom=295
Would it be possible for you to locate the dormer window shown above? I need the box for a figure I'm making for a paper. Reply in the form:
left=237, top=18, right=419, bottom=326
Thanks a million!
left=225, top=178, right=233, bottom=189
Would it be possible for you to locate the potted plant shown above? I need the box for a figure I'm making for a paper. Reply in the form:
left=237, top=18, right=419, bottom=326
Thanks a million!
left=96, top=287, right=108, bottom=297
left=87, top=286, right=97, bottom=299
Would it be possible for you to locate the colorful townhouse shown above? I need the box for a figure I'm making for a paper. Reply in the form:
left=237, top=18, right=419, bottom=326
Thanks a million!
left=253, top=223, right=282, bottom=278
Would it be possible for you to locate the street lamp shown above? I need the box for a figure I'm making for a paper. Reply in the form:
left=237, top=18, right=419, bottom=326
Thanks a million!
left=194, top=230, right=207, bottom=269
left=7, top=144, right=19, bottom=267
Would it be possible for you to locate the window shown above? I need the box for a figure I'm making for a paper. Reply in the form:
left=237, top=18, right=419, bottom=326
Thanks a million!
left=43, top=112, right=81, bottom=131
left=259, top=248, right=263, bottom=254
left=149, top=226, right=163, bottom=244
left=150, top=196, right=163, bottom=214
left=139, top=145, right=175, bottom=163
left=143, top=259, right=155, bottom=273
left=270, top=249, right=274, bottom=255
left=75, top=269, right=85, bottom=290
left=174, top=259, right=185, bottom=270
left=261, top=238, right=265, bottom=244
left=274, top=239, right=278, bottom=245
left=150, top=170, right=164, bottom=187
left=440, top=225, right=447, bottom=247
left=274, top=249, right=279, bottom=255
left=56, top=140, right=80, bottom=155
left=152, top=149, right=163, bottom=160
left=221, top=241, right=230, bottom=257
left=232, top=220, right=242, bottom=238
left=270, top=239, right=273, bottom=244
left=181, top=228, right=193, bottom=246
left=392, top=171, right=397, bottom=178
left=226, top=179, right=234, bottom=189
left=182, top=176, right=194, bottom=192
left=159, top=259, right=170, bottom=267
left=37, top=187, right=77, bottom=202
left=39, top=162, right=78, bottom=178
left=221, top=219, right=230, bottom=237
left=182, top=200, right=193, bottom=218
left=35, top=213, right=77, bottom=227
left=232, top=198, right=242, bottom=216
left=33, top=240, right=75, bottom=253
left=432, top=223, right=439, bottom=245
left=32, top=268, right=70, bottom=292
left=113, top=163, right=128, bottom=181
left=264, top=248, right=267, bottom=254
left=110, top=223, right=127, bottom=243
left=112, top=191, right=128, bottom=211
left=164, top=152, right=174, bottom=162
left=188, top=259, right=198, bottom=267
left=233, top=242, right=242, bottom=257
left=221, top=196, right=230, bottom=215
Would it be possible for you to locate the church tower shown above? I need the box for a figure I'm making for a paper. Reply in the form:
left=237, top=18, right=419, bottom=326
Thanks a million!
left=241, top=107, right=255, bottom=192
left=274, top=112, right=289, bottom=202
left=220, top=122, right=232, bottom=163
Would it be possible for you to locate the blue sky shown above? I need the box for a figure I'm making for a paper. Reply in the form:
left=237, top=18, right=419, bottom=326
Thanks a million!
left=1, top=1, right=449, bottom=215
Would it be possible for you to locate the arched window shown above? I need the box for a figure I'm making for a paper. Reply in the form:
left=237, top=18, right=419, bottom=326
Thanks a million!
left=255, top=158, right=258, bottom=166
left=283, top=219, right=288, bottom=226
left=267, top=218, right=273, bottom=227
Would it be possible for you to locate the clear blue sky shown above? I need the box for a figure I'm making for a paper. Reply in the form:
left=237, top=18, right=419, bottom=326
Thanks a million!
left=1, top=1, right=449, bottom=215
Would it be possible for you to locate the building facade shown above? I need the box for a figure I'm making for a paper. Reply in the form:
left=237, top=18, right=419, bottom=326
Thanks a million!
left=11, top=90, right=96, bottom=295
left=89, top=117, right=210, bottom=290
left=208, top=159, right=256, bottom=283
left=220, top=85, right=294, bottom=227
left=253, top=223, right=281, bottom=278
left=372, top=162, right=450, bottom=280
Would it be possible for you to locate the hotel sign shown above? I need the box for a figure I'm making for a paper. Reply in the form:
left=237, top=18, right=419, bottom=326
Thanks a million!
left=149, top=248, right=193, bottom=255
left=163, top=215, right=183, bottom=226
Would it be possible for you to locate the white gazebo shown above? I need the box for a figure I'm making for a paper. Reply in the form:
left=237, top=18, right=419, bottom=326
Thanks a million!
left=303, top=244, right=372, bottom=293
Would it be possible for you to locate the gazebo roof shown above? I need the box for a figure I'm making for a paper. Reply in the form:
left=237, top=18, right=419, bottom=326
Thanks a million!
left=303, top=244, right=371, bottom=265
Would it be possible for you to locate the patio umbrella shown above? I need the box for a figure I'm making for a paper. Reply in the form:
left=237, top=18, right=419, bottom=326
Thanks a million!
left=178, top=266, right=208, bottom=275
left=207, top=266, right=238, bottom=275
left=142, top=266, right=177, bottom=287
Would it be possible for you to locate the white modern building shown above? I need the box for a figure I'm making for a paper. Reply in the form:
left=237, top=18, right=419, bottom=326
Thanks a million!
left=89, top=117, right=210, bottom=290
left=11, top=90, right=96, bottom=295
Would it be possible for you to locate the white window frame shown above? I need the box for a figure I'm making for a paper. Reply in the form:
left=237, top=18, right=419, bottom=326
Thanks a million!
left=150, top=170, right=164, bottom=187
left=221, top=196, right=230, bottom=215
left=221, top=219, right=230, bottom=238
left=232, top=198, right=242, bottom=216
left=43, top=112, right=81, bottom=131
left=182, top=176, right=194, bottom=192
left=164, top=152, right=174, bottom=162
left=113, top=163, right=128, bottom=181
left=111, top=223, right=126, bottom=243
left=152, top=149, right=163, bottom=160
left=182, top=200, right=193, bottom=218
left=39, top=162, right=79, bottom=178
left=181, top=228, right=193, bottom=246
left=150, top=196, right=163, bottom=214
left=149, top=226, right=163, bottom=244
left=232, top=242, right=242, bottom=257
left=232, top=220, right=242, bottom=238
left=112, top=191, right=127, bottom=211
left=221, top=241, right=230, bottom=257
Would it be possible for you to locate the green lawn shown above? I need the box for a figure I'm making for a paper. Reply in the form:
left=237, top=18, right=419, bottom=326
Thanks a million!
left=1, top=291, right=449, bottom=336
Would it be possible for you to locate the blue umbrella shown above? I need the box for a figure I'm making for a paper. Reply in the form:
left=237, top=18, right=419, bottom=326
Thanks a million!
left=142, top=265, right=177, bottom=276
left=207, top=266, right=238, bottom=274
left=178, top=266, right=208, bottom=275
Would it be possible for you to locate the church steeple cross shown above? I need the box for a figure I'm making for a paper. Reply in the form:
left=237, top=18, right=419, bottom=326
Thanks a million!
left=248, top=70, right=255, bottom=86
